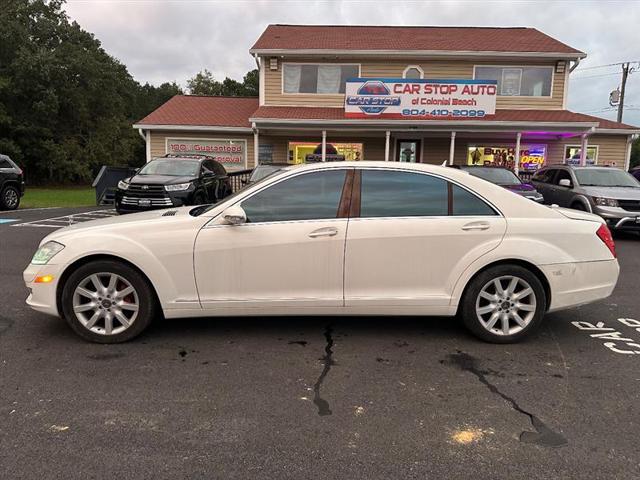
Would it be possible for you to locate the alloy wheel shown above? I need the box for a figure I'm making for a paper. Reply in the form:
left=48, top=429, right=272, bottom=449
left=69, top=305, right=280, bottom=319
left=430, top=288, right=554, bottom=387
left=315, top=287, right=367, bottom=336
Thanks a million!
left=4, top=188, right=18, bottom=208
left=475, top=275, right=537, bottom=336
left=72, top=272, right=139, bottom=335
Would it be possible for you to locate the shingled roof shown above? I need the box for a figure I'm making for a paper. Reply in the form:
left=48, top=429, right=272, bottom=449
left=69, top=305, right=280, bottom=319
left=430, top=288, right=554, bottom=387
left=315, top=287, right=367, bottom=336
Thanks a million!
left=250, top=25, right=585, bottom=57
left=134, top=95, right=258, bottom=129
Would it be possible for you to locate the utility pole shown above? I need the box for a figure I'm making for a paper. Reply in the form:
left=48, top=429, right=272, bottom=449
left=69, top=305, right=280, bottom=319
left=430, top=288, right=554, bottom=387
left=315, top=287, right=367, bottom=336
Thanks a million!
left=617, top=63, right=630, bottom=123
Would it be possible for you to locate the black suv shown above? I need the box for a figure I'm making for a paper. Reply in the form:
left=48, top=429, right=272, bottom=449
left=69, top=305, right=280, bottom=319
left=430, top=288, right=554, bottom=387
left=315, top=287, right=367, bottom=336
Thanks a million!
left=115, top=155, right=232, bottom=214
left=0, top=154, right=25, bottom=210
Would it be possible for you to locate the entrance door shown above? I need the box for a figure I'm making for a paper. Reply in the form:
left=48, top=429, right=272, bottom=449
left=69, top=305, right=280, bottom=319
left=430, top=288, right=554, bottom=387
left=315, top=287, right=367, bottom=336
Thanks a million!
left=396, top=140, right=421, bottom=163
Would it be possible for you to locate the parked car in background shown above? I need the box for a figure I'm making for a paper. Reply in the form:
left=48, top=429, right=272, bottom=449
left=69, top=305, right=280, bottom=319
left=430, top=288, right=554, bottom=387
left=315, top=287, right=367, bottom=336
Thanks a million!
left=631, top=167, right=640, bottom=182
left=115, top=155, right=232, bottom=213
left=531, top=165, right=640, bottom=231
left=0, top=154, right=25, bottom=210
left=450, top=165, right=544, bottom=202
left=246, top=162, right=289, bottom=184
left=25, top=162, right=619, bottom=344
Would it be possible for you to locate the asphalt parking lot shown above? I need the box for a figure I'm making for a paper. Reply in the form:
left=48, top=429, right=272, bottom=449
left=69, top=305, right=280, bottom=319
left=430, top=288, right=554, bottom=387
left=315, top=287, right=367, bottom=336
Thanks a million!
left=1, top=207, right=639, bottom=479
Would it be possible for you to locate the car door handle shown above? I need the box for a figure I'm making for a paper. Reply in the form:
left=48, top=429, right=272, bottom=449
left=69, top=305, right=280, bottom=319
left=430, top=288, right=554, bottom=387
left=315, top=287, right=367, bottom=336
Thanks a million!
left=308, top=227, right=338, bottom=238
left=461, top=221, right=490, bottom=231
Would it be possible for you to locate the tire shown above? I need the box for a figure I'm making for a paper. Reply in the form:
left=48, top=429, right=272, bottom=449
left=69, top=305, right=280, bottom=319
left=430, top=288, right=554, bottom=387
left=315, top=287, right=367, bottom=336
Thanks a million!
left=60, top=260, right=157, bottom=343
left=0, top=185, right=20, bottom=210
left=193, top=192, right=205, bottom=205
left=571, top=202, right=587, bottom=211
left=460, top=264, right=547, bottom=343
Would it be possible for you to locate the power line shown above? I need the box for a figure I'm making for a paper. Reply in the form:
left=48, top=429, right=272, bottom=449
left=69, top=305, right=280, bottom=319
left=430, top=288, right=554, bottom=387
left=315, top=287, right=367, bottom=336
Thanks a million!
left=572, top=72, right=621, bottom=80
left=573, top=61, right=640, bottom=72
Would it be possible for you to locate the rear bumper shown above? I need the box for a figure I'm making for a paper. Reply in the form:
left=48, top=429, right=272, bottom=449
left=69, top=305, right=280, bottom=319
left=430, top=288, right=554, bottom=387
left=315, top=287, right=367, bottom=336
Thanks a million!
left=541, top=259, right=619, bottom=312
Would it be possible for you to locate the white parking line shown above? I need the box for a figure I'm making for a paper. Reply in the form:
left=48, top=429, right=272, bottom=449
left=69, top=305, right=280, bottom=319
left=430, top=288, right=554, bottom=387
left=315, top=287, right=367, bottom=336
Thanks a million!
left=12, top=209, right=118, bottom=228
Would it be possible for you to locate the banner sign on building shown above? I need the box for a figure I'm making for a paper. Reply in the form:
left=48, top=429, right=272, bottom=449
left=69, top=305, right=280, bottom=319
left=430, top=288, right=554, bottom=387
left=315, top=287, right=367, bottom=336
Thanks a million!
left=166, top=138, right=246, bottom=169
left=344, top=78, right=497, bottom=119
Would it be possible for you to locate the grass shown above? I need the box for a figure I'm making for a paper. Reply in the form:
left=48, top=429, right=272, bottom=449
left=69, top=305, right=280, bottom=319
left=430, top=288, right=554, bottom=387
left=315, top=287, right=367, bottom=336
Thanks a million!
left=19, top=187, right=95, bottom=209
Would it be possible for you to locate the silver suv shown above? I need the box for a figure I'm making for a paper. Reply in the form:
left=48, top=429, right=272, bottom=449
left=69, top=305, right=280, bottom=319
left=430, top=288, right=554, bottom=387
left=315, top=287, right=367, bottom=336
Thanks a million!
left=531, top=165, right=640, bottom=231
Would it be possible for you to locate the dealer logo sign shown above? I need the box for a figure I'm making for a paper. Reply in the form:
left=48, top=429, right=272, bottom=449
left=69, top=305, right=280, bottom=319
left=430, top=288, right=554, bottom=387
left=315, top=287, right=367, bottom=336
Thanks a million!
left=345, top=81, right=401, bottom=115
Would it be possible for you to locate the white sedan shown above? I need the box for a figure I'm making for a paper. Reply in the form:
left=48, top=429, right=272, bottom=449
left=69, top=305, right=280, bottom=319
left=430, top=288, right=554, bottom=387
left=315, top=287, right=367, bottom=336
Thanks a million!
left=24, top=162, right=619, bottom=344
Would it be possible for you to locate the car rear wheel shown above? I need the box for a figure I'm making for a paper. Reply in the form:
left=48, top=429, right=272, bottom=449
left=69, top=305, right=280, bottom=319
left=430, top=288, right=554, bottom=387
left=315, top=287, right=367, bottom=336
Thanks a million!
left=61, top=260, right=157, bottom=343
left=0, top=185, right=20, bottom=210
left=460, top=265, right=546, bottom=343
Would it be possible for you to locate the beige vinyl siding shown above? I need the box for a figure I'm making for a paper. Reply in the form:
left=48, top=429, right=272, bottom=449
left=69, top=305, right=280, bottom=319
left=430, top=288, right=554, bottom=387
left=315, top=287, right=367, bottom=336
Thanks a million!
left=263, top=57, right=565, bottom=110
left=148, top=131, right=255, bottom=169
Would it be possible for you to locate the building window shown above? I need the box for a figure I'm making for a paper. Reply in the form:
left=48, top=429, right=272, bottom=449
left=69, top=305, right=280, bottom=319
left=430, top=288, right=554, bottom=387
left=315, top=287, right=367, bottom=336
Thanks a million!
left=564, top=145, right=598, bottom=165
left=403, top=65, right=424, bottom=79
left=467, top=145, right=547, bottom=172
left=288, top=142, right=363, bottom=164
left=474, top=66, right=553, bottom=97
left=283, top=64, right=359, bottom=94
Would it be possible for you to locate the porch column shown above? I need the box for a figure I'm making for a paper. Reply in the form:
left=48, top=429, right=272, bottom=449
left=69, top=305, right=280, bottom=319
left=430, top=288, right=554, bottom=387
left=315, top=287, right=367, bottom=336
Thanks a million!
left=321, top=130, right=327, bottom=162
left=384, top=131, right=391, bottom=161
left=579, top=133, right=589, bottom=166
left=514, top=132, right=522, bottom=176
left=448, top=131, right=456, bottom=165
left=252, top=123, right=259, bottom=167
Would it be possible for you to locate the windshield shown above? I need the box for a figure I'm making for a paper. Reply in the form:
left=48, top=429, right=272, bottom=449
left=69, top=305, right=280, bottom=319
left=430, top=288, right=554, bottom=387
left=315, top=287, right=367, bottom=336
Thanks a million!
left=138, top=159, right=200, bottom=177
left=575, top=169, right=640, bottom=187
left=249, top=164, right=285, bottom=182
left=466, top=168, right=521, bottom=185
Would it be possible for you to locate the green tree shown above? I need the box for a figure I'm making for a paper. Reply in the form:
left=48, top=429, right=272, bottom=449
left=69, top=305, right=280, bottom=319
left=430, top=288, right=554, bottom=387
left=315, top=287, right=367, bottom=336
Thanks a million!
left=187, top=68, right=258, bottom=96
left=0, top=0, right=183, bottom=184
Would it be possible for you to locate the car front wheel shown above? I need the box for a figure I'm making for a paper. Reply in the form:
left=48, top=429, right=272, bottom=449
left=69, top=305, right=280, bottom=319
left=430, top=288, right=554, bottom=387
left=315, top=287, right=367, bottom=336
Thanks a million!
left=0, top=185, right=20, bottom=210
left=460, top=265, right=547, bottom=343
left=60, top=260, right=157, bottom=343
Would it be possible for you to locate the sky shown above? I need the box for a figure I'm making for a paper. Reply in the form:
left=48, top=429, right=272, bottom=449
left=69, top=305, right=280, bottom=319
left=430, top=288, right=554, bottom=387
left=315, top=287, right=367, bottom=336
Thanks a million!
left=65, top=0, right=640, bottom=125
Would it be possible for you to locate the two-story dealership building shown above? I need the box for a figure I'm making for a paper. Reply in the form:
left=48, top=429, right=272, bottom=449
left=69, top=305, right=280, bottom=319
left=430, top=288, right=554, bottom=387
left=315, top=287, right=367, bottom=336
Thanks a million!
left=134, top=25, right=639, bottom=173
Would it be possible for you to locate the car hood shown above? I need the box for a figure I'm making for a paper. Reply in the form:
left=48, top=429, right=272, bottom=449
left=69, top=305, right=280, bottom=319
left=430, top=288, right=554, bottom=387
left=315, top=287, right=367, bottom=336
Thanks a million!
left=580, top=185, right=640, bottom=200
left=40, top=207, right=202, bottom=245
left=127, top=174, right=195, bottom=185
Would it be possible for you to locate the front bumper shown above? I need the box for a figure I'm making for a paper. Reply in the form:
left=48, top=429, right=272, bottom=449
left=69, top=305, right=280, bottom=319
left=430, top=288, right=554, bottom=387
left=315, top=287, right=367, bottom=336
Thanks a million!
left=23, top=263, right=65, bottom=317
left=593, top=205, right=640, bottom=231
left=114, top=189, right=192, bottom=213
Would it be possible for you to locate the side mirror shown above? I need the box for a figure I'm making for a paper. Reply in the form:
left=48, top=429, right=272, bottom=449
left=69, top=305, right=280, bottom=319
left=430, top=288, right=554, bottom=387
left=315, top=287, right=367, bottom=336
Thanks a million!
left=558, top=179, right=572, bottom=188
left=222, top=205, right=247, bottom=225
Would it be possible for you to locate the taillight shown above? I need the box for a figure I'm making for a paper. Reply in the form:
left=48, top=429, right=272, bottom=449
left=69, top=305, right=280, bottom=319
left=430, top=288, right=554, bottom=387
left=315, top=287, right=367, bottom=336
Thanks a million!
left=596, top=224, right=616, bottom=258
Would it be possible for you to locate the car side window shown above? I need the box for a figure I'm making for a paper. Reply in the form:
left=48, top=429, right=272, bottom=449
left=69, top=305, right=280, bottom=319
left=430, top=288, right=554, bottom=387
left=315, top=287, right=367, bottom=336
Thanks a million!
left=452, top=185, right=497, bottom=216
left=360, top=170, right=448, bottom=217
left=207, top=160, right=226, bottom=176
left=0, top=159, right=11, bottom=169
left=555, top=170, right=572, bottom=185
left=533, top=169, right=554, bottom=184
left=241, top=170, right=347, bottom=223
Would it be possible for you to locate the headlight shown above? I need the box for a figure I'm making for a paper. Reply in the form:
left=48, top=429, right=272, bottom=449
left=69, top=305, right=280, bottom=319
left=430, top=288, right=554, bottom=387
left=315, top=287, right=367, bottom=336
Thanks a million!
left=31, top=241, right=65, bottom=265
left=593, top=197, right=618, bottom=207
left=165, top=182, right=192, bottom=192
left=117, top=180, right=129, bottom=190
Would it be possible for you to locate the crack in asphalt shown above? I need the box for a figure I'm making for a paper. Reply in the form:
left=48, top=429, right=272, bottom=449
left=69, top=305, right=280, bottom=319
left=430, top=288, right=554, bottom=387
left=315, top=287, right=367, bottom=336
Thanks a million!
left=448, top=351, right=567, bottom=448
left=312, top=324, right=335, bottom=416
